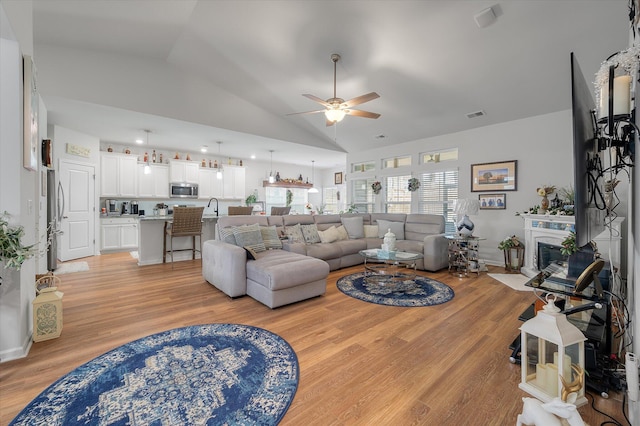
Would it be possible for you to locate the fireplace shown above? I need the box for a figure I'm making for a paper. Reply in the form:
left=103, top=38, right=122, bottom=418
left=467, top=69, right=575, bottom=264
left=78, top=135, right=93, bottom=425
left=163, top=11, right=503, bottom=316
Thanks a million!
left=537, top=242, right=567, bottom=271
left=520, top=214, right=624, bottom=278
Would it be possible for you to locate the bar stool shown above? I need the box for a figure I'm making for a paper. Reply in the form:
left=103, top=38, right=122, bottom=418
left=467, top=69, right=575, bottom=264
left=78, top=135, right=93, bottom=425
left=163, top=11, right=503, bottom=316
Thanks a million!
left=270, top=206, right=291, bottom=215
left=228, top=206, right=254, bottom=215
left=163, top=206, right=204, bottom=267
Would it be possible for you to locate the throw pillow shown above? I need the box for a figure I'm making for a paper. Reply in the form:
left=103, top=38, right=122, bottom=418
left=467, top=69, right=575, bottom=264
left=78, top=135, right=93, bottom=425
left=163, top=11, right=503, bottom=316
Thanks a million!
left=335, top=225, right=349, bottom=241
left=244, top=247, right=258, bottom=260
left=341, top=216, right=364, bottom=239
left=376, top=220, right=405, bottom=240
left=284, top=223, right=305, bottom=243
left=364, top=225, right=379, bottom=238
left=301, top=224, right=321, bottom=244
left=218, top=226, right=237, bottom=245
left=232, top=223, right=266, bottom=252
left=318, top=226, right=339, bottom=243
left=260, top=225, right=282, bottom=250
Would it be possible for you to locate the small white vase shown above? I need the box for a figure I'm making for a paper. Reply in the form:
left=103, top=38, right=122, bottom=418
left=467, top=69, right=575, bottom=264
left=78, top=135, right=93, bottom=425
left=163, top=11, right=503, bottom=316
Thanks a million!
left=383, top=228, right=396, bottom=252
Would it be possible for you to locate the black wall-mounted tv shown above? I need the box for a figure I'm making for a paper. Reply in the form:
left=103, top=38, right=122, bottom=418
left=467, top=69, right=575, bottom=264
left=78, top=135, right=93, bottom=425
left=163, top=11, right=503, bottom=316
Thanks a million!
left=570, top=52, right=606, bottom=248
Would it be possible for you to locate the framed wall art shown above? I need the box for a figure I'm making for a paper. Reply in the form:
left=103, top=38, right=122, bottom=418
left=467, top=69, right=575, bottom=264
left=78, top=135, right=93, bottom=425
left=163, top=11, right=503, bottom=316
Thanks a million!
left=334, top=172, right=343, bottom=185
left=23, top=55, right=38, bottom=171
left=479, top=193, right=506, bottom=210
left=471, top=160, right=517, bottom=192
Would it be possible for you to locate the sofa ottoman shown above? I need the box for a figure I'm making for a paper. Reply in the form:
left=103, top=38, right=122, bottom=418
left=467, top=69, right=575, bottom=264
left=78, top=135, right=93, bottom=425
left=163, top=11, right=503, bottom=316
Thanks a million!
left=246, top=249, right=329, bottom=308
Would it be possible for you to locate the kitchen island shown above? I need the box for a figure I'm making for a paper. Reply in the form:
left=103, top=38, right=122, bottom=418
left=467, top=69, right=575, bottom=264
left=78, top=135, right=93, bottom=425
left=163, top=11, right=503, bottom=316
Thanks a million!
left=137, top=214, right=219, bottom=265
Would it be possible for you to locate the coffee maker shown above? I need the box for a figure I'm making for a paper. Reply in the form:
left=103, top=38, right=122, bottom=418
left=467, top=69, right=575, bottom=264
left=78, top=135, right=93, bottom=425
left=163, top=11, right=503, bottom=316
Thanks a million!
left=130, top=201, right=139, bottom=215
left=106, top=199, right=119, bottom=216
left=121, top=201, right=130, bottom=215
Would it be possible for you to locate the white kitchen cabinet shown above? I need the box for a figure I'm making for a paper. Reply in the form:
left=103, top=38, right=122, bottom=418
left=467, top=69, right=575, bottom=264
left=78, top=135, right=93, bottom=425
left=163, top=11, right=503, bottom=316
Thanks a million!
left=198, top=168, right=224, bottom=199
left=222, top=165, right=245, bottom=199
left=100, top=217, right=138, bottom=252
left=137, top=164, right=169, bottom=198
left=170, top=160, right=199, bottom=183
left=100, top=152, right=138, bottom=197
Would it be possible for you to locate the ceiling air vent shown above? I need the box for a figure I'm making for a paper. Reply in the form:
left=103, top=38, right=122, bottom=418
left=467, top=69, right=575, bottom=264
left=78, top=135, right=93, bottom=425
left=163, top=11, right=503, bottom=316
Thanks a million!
left=465, top=110, right=485, bottom=119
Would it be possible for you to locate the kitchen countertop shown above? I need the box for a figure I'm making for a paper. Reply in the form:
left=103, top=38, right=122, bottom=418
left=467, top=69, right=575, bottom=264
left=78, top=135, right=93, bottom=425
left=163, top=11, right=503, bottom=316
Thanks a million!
left=138, top=214, right=222, bottom=221
left=101, top=214, right=221, bottom=221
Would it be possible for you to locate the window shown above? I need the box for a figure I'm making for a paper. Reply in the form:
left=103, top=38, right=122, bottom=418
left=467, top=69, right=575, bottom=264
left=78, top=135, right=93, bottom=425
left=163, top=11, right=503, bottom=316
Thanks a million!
left=421, top=148, right=458, bottom=164
left=384, top=175, right=411, bottom=213
left=352, top=178, right=375, bottom=213
left=322, top=187, right=339, bottom=214
left=352, top=161, right=375, bottom=173
left=266, top=187, right=308, bottom=214
left=382, top=155, right=411, bottom=169
left=417, top=169, right=459, bottom=233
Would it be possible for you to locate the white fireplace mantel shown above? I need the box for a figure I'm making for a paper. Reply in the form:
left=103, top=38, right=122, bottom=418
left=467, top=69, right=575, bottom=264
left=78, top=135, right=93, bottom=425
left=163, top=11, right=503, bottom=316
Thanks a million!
left=520, top=214, right=624, bottom=277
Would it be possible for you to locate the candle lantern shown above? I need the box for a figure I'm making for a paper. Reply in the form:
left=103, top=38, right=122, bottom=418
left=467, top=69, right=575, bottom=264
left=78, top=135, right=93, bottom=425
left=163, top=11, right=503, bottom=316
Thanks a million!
left=519, top=294, right=587, bottom=406
left=504, top=245, right=525, bottom=273
left=32, top=275, right=64, bottom=342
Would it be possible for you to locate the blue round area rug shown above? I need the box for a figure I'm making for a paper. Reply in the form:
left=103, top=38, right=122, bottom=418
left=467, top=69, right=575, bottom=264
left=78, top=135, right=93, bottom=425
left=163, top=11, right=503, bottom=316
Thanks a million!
left=11, top=324, right=298, bottom=425
left=337, top=272, right=454, bottom=307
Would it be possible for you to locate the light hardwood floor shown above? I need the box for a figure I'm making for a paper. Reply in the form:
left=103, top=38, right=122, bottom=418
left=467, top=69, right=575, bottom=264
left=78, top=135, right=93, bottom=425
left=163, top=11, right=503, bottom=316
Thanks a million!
left=0, top=253, right=626, bottom=425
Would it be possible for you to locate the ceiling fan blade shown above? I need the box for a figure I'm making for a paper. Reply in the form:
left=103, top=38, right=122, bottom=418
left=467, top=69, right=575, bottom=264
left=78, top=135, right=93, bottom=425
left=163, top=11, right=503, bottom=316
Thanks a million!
left=345, top=109, right=381, bottom=119
left=286, top=109, right=326, bottom=116
left=342, top=92, right=379, bottom=108
left=302, top=94, right=331, bottom=107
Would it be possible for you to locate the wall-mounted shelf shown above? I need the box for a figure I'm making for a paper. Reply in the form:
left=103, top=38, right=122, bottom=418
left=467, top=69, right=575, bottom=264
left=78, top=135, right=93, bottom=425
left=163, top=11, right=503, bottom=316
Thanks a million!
left=263, top=180, right=314, bottom=189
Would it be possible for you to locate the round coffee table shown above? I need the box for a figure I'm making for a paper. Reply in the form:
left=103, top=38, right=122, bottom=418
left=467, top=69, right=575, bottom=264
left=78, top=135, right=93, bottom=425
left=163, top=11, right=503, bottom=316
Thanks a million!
left=358, top=249, right=422, bottom=286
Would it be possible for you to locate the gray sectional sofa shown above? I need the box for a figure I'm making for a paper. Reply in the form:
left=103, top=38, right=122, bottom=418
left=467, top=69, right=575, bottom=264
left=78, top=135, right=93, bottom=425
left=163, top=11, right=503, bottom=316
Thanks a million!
left=202, top=213, right=448, bottom=308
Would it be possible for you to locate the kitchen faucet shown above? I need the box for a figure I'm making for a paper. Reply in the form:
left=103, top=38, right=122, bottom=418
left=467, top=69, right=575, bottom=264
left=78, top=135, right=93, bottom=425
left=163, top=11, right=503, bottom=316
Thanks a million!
left=207, top=197, right=219, bottom=216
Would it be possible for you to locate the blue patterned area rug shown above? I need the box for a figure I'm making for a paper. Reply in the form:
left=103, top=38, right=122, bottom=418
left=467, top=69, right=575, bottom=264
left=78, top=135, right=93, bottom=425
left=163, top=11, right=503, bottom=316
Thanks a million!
left=11, top=324, right=298, bottom=425
left=337, top=272, right=454, bottom=307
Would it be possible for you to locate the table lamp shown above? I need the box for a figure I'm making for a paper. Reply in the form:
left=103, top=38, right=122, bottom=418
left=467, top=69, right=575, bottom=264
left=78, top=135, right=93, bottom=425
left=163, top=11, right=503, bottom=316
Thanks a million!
left=454, top=198, right=480, bottom=236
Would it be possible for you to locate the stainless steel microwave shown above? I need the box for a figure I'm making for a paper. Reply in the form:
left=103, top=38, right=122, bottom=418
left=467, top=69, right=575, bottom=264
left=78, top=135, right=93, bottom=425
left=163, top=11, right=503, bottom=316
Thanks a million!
left=170, top=182, right=199, bottom=198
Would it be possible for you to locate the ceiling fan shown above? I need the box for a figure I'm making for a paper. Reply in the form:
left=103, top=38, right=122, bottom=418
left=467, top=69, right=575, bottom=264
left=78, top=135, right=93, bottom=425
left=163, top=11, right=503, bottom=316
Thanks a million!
left=288, top=53, right=380, bottom=126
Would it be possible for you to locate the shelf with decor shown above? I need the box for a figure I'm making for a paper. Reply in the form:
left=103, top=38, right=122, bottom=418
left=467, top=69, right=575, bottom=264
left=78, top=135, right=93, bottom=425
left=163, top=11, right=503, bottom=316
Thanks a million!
left=263, top=180, right=313, bottom=189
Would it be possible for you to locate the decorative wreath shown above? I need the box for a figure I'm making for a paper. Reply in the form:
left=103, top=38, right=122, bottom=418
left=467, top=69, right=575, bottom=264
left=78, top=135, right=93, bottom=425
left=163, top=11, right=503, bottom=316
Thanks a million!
left=408, top=177, right=420, bottom=192
left=371, top=181, right=382, bottom=195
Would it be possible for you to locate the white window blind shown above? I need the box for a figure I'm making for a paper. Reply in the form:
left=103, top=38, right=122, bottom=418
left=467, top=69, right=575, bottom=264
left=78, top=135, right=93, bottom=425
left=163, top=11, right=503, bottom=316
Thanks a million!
left=384, top=175, right=411, bottom=213
left=418, top=169, right=459, bottom=233
left=352, top=178, right=375, bottom=213
left=323, top=187, right=338, bottom=214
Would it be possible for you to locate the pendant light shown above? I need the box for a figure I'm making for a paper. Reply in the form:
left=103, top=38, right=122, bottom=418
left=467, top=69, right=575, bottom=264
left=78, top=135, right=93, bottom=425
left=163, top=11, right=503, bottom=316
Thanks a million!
left=216, top=141, right=223, bottom=180
left=143, top=130, right=151, bottom=175
left=308, top=160, right=318, bottom=193
left=268, top=150, right=275, bottom=183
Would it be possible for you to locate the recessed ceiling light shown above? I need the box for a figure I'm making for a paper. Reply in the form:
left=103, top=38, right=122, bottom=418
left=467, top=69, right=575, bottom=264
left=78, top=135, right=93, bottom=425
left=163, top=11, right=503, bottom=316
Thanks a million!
left=201, top=146, right=208, bottom=153
left=250, top=154, right=256, bottom=159
left=135, top=138, right=144, bottom=144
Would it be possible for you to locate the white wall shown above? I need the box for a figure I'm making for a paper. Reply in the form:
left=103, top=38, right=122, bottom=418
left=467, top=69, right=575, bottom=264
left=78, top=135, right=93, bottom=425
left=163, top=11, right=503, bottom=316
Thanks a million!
left=346, top=110, right=630, bottom=266
left=0, top=1, right=38, bottom=362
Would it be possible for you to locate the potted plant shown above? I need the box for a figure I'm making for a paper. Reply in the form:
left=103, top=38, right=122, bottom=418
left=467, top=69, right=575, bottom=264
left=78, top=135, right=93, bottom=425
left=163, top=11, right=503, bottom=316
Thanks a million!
left=1, top=212, right=38, bottom=271
left=560, top=231, right=578, bottom=256
left=245, top=193, right=257, bottom=206
left=498, top=235, right=524, bottom=272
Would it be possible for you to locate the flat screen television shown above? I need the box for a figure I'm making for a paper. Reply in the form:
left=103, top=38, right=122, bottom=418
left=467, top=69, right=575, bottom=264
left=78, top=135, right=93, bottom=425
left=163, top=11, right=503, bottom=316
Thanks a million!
left=570, top=52, right=606, bottom=248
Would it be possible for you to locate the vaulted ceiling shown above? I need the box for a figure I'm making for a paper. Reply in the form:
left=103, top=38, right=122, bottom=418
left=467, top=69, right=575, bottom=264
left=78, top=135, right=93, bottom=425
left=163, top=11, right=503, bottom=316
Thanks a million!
left=26, top=0, right=629, bottom=167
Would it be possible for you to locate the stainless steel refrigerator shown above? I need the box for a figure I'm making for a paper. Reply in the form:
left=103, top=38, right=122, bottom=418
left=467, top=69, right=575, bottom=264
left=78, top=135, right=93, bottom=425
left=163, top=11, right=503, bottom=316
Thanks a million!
left=46, top=168, right=62, bottom=271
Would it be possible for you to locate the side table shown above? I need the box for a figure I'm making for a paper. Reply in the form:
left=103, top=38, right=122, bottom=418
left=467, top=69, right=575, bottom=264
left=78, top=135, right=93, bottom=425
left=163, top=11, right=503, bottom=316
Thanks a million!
left=445, top=235, right=484, bottom=277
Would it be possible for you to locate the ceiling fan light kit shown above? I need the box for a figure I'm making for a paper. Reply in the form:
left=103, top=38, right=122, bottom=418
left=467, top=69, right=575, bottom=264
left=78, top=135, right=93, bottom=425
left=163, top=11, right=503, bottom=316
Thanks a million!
left=288, top=53, right=380, bottom=126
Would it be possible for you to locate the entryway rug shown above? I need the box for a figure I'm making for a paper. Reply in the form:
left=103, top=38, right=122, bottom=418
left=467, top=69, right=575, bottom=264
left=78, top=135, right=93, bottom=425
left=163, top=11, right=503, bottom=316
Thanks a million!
left=337, top=272, right=454, bottom=307
left=10, top=324, right=299, bottom=425
left=54, top=261, right=89, bottom=275
left=488, top=273, right=533, bottom=292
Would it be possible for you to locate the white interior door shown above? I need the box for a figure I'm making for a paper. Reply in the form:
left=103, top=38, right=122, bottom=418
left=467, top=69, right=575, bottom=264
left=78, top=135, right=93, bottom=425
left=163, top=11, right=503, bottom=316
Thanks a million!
left=58, top=160, right=96, bottom=261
